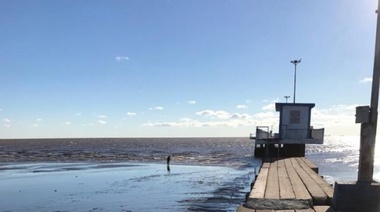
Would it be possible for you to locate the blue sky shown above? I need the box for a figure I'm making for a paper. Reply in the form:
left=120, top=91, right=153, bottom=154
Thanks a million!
left=0, top=0, right=378, bottom=138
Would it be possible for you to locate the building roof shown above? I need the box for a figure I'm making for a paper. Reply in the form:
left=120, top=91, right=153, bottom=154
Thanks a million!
left=275, top=103, right=315, bottom=112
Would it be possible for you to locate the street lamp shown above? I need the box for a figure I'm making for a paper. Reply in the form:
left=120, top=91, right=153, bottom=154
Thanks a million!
left=290, top=59, right=302, bottom=103
left=284, top=96, right=290, bottom=103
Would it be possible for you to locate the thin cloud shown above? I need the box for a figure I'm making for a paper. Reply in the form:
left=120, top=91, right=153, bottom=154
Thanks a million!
left=3, top=118, right=11, bottom=128
left=98, top=115, right=107, bottom=119
left=33, top=124, right=39, bottom=127
left=81, top=123, right=94, bottom=127
left=359, top=77, right=372, bottom=83
left=262, top=98, right=279, bottom=103
left=116, top=55, right=129, bottom=62
left=64, top=122, right=71, bottom=126
left=143, top=122, right=173, bottom=127
left=143, top=116, right=253, bottom=128
left=254, top=111, right=276, bottom=119
left=230, top=113, right=252, bottom=119
left=143, top=118, right=203, bottom=128
left=126, top=112, right=137, bottom=116
left=236, top=105, right=247, bottom=109
left=196, top=110, right=252, bottom=120
left=188, top=100, right=196, bottom=105
left=36, top=118, right=43, bottom=122
left=142, top=104, right=278, bottom=130
left=196, top=110, right=230, bottom=119
left=97, top=120, right=106, bottom=125
left=262, top=103, right=275, bottom=110
left=149, top=106, right=164, bottom=110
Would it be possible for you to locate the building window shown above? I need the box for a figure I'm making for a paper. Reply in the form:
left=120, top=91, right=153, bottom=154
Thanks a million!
left=290, top=110, right=300, bottom=124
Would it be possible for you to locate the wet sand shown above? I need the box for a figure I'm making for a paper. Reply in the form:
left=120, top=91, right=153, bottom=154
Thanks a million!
left=0, top=138, right=256, bottom=211
left=0, top=162, right=253, bottom=212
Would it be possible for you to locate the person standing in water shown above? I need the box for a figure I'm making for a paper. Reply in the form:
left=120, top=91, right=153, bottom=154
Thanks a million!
left=167, top=156, right=171, bottom=172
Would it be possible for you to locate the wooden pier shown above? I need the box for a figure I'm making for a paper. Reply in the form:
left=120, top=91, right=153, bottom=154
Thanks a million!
left=237, top=157, right=335, bottom=212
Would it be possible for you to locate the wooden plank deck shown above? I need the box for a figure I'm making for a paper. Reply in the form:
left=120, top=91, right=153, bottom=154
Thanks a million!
left=241, top=157, right=334, bottom=212
left=284, top=158, right=311, bottom=202
left=289, top=158, right=328, bottom=205
left=300, top=157, right=319, bottom=174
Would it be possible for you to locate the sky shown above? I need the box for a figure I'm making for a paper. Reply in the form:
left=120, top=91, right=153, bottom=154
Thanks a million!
left=0, top=0, right=378, bottom=138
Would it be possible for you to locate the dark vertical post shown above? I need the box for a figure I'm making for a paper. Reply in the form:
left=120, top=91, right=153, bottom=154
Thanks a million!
left=293, top=64, right=297, bottom=103
left=358, top=1, right=380, bottom=182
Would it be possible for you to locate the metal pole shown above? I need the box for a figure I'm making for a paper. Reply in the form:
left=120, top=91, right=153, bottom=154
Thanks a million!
left=284, top=96, right=290, bottom=103
left=358, top=1, right=380, bottom=182
left=294, top=64, right=297, bottom=103
left=290, top=59, right=302, bottom=104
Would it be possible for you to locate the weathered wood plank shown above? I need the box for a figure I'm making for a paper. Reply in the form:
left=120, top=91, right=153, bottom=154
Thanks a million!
left=295, top=209, right=315, bottom=212
left=295, top=158, right=333, bottom=204
left=284, top=158, right=312, bottom=202
left=250, top=167, right=269, bottom=198
left=278, top=165, right=296, bottom=199
left=236, top=205, right=256, bottom=212
left=245, top=198, right=311, bottom=211
left=290, top=158, right=328, bottom=205
left=301, top=157, right=318, bottom=174
left=277, top=159, right=285, bottom=168
left=262, top=162, right=271, bottom=168
left=313, top=206, right=335, bottom=212
left=265, top=160, right=280, bottom=199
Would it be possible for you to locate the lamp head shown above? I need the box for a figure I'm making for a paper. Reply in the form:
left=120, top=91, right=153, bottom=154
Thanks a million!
left=290, top=59, right=302, bottom=64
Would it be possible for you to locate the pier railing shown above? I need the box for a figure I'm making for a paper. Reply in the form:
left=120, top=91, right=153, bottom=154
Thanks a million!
left=252, top=126, right=324, bottom=143
left=254, top=126, right=272, bottom=140
left=280, top=127, right=324, bottom=140
left=311, top=128, right=324, bottom=140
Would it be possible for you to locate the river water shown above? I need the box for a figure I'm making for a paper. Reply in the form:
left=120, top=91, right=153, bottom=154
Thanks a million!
left=0, top=136, right=379, bottom=211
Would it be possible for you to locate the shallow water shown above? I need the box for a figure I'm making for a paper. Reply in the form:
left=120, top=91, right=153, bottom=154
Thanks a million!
left=0, top=162, right=254, bottom=212
left=1, top=136, right=380, bottom=211
left=306, top=135, right=380, bottom=183
left=0, top=137, right=258, bottom=211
